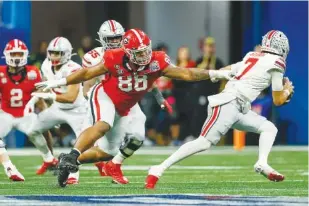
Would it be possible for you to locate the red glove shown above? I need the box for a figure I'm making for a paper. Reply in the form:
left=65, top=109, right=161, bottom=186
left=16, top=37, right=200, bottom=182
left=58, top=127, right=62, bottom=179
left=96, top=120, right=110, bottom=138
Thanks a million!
left=161, top=100, right=173, bottom=115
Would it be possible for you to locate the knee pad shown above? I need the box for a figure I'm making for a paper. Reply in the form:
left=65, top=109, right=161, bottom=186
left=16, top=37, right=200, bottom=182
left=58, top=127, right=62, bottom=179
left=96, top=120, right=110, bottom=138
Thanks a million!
left=258, top=121, right=278, bottom=135
left=195, top=137, right=212, bottom=151
left=119, top=133, right=144, bottom=158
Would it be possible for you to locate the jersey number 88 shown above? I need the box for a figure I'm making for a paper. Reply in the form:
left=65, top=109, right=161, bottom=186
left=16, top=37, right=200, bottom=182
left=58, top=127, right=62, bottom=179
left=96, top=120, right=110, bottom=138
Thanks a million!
left=118, top=75, right=148, bottom=92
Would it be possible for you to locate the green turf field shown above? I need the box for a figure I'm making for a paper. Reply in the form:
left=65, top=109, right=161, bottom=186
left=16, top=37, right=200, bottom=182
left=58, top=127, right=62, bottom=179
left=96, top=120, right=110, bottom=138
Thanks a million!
left=0, top=147, right=307, bottom=197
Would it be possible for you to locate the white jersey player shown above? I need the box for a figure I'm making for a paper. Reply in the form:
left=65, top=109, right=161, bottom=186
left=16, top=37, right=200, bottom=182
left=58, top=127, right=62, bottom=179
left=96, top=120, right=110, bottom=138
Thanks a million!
left=26, top=37, right=87, bottom=177
left=145, top=30, right=294, bottom=189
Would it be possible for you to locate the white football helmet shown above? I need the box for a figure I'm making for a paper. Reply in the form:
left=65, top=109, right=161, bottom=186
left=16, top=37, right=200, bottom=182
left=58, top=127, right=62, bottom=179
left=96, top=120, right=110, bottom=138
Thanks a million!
left=47, top=37, right=73, bottom=66
left=261, top=30, right=289, bottom=59
left=97, top=20, right=125, bottom=50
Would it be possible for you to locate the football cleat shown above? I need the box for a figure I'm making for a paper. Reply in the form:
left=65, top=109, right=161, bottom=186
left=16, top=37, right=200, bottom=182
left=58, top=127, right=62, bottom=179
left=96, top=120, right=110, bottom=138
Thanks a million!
left=66, top=177, right=79, bottom=185
left=254, top=163, right=285, bottom=182
left=145, top=165, right=163, bottom=189
left=36, top=158, right=58, bottom=175
left=145, top=175, right=159, bottom=189
left=5, top=165, right=25, bottom=181
left=104, top=161, right=128, bottom=184
left=57, top=153, right=79, bottom=187
left=94, top=162, right=108, bottom=176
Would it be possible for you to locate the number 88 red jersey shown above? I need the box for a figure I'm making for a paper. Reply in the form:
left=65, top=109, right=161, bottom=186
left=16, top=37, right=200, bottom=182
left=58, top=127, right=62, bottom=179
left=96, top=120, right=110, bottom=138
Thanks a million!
left=102, top=49, right=171, bottom=116
left=0, top=65, right=41, bottom=117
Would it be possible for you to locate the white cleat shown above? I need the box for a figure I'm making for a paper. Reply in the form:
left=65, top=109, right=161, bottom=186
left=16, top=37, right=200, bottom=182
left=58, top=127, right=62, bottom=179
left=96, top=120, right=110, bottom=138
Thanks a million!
left=5, top=165, right=25, bottom=181
left=66, top=171, right=79, bottom=185
left=254, top=163, right=284, bottom=182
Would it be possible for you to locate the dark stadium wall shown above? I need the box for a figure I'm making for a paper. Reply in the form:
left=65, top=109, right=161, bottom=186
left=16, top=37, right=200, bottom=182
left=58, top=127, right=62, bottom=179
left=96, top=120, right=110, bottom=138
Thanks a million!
left=145, top=2, right=230, bottom=63
left=244, top=1, right=308, bottom=144
left=31, top=1, right=87, bottom=52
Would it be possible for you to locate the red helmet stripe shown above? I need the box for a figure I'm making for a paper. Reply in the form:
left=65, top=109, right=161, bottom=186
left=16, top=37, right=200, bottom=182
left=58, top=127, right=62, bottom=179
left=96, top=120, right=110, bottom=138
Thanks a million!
left=131, top=29, right=143, bottom=44
left=53, top=37, right=61, bottom=47
left=109, top=20, right=116, bottom=32
left=267, top=30, right=276, bottom=40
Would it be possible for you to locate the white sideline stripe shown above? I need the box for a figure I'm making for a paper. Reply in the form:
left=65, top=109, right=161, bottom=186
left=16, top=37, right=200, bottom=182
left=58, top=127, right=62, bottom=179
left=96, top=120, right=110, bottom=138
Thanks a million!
left=6, top=146, right=308, bottom=156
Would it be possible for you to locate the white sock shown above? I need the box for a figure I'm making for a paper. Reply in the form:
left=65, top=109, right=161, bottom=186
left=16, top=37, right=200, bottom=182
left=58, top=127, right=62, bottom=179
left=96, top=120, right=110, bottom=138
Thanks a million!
left=2, top=160, right=14, bottom=169
left=42, top=151, right=54, bottom=162
left=28, top=133, right=53, bottom=161
left=160, top=137, right=212, bottom=171
left=257, top=122, right=277, bottom=165
left=112, top=152, right=126, bottom=164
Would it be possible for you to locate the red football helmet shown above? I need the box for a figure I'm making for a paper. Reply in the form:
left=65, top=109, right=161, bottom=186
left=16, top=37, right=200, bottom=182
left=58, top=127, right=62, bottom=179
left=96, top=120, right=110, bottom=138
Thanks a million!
left=122, top=29, right=152, bottom=65
left=3, top=39, right=29, bottom=68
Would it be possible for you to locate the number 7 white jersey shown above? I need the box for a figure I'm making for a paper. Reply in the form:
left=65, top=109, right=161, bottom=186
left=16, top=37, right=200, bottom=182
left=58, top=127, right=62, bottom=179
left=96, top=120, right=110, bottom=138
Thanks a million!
left=208, top=52, right=286, bottom=107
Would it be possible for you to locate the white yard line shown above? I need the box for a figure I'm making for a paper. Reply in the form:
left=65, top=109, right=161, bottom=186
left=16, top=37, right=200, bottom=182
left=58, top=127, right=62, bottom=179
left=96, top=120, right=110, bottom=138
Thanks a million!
left=6, top=146, right=308, bottom=156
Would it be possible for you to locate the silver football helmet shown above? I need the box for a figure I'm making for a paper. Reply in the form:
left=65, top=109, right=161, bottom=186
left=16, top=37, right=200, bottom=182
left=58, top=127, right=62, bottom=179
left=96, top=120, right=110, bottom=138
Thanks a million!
left=97, top=20, right=125, bottom=50
left=261, top=30, right=289, bottom=59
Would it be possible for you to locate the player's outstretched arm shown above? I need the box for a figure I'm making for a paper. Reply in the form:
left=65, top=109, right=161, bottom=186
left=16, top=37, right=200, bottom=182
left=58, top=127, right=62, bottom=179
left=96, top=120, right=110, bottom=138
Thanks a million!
left=35, top=64, right=108, bottom=91
left=66, top=64, right=108, bottom=85
left=161, top=65, right=232, bottom=82
left=270, top=71, right=294, bottom=106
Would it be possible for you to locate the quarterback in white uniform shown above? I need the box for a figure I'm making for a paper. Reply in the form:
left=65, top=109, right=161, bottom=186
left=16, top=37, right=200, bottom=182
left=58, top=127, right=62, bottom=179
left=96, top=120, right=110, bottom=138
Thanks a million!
left=26, top=37, right=87, bottom=177
left=145, top=30, right=294, bottom=189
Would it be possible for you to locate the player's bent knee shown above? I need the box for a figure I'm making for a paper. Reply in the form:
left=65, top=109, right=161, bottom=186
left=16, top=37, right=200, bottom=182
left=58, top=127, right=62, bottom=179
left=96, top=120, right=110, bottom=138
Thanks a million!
left=119, top=133, right=144, bottom=158
left=259, top=121, right=278, bottom=135
left=94, top=121, right=111, bottom=136
left=196, top=137, right=212, bottom=151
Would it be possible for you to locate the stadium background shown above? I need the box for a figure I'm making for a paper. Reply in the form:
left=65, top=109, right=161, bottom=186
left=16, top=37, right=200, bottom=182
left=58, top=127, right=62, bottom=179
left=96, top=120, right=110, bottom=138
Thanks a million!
left=0, top=1, right=307, bottom=148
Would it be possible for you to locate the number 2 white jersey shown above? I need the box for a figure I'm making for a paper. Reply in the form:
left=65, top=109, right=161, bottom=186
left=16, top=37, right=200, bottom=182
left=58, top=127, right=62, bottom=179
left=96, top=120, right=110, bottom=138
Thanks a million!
left=41, top=58, right=86, bottom=109
left=208, top=52, right=286, bottom=107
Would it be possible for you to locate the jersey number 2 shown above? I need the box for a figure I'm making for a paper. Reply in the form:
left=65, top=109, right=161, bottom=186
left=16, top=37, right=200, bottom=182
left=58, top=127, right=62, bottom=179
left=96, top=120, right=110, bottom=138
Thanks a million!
left=236, top=58, right=259, bottom=80
left=118, top=75, right=148, bottom=92
left=10, top=89, right=23, bottom=107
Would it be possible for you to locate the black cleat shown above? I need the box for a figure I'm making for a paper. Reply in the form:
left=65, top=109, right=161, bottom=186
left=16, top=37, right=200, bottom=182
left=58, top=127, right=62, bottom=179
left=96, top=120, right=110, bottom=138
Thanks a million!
left=57, top=153, right=79, bottom=188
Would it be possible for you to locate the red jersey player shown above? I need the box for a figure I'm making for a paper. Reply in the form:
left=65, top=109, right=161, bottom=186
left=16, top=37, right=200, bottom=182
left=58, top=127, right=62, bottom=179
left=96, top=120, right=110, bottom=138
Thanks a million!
left=0, top=39, right=55, bottom=181
left=36, top=29, right=232, bottom=187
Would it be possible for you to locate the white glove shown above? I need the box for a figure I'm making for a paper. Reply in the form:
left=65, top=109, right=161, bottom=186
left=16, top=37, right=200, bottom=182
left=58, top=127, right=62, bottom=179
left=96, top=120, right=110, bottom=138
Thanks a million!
left=35, top=78, right=67, bottom=91
left=209, top=70, right=234, bottom=81
left=24, top=96, right=39, bottom=116
left=31, top=92, right=57, bottom=101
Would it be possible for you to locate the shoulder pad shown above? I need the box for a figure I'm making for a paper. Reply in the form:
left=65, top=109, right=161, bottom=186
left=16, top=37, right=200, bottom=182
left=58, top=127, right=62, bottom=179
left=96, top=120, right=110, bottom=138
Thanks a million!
left=82, top=47, right=104, bottom=68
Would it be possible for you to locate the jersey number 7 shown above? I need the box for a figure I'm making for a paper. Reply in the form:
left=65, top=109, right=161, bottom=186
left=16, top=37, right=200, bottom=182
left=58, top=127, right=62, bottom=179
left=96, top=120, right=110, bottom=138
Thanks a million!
left=236, top=58, right=259, bottom=80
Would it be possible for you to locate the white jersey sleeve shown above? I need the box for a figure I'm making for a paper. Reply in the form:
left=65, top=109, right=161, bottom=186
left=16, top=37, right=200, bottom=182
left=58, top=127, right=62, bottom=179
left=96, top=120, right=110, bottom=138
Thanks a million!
left=82, top=47, right=107, bottom=81
left=270, top=70, right=284, bottom=91
left=40, top=58, right=50, bottom=80
left=82, top=47, right=104, bottom=68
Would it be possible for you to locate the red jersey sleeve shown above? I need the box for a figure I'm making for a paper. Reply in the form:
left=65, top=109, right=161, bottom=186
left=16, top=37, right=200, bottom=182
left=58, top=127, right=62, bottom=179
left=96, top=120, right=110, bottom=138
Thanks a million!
left=155, top=51, right=172, bottom=71
left=102, top=50, right=114, bottom=71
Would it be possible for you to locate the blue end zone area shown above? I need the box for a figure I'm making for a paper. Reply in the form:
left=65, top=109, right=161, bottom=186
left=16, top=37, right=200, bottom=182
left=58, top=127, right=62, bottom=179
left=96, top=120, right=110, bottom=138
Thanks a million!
left=2, top=194, right=308, bottom=205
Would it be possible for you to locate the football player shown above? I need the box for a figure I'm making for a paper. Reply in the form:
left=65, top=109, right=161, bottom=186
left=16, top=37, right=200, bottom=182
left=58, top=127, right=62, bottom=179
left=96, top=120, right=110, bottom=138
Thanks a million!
left=82, top=20, right=172, bottom=179
left=145, top=30, right=293, bottom=189
left=26, top=37, right=87, bottom=179
left=36, top=29, right=231, bottom=187
left=0, top=39, right=56, bottom=181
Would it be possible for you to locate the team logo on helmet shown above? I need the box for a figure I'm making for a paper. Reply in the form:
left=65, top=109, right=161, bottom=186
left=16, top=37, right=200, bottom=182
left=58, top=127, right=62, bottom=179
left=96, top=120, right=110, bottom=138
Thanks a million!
left=123, top=38, right=129, bottom=45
